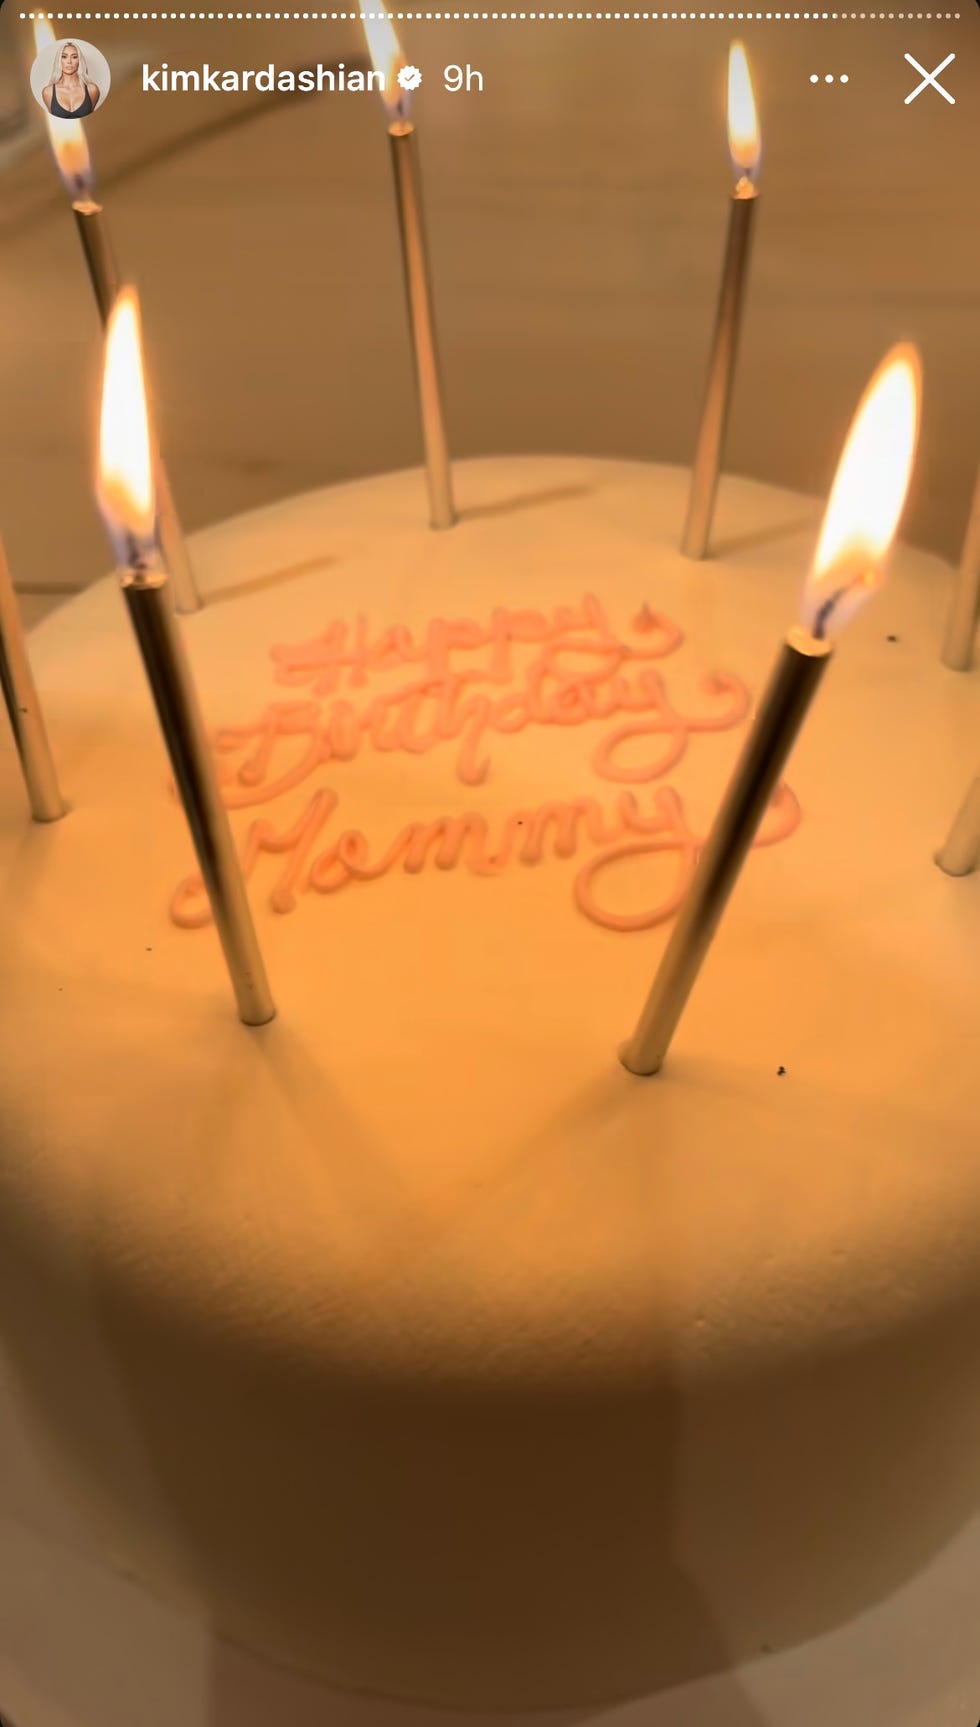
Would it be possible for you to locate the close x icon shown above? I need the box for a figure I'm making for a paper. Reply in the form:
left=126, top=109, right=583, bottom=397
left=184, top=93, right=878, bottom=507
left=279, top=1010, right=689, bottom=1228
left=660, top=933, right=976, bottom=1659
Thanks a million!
left=904, top=51, right=956, bottom=104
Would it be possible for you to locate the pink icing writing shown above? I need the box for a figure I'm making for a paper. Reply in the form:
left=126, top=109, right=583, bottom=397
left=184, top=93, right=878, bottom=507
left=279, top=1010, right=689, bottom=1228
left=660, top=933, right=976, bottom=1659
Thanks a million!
left=268, top=594, right=680, bottom=697
left=213, top=665, right=749, bottom=807
left=171, top=778, right=801, bottom=934
left=169, top=593, right=801, bottom=932
left=214, top=594, right=695, bottom=800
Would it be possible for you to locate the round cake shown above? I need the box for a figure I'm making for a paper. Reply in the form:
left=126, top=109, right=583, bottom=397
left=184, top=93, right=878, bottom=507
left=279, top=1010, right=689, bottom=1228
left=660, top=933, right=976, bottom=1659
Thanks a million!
left=0, top=456, right=978, bottom=1710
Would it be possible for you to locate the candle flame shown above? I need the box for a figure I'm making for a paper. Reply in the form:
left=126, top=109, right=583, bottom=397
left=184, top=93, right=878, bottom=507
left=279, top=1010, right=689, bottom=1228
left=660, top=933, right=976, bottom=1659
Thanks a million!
left=360, top=3, right=409, bottom=122
left=97, top=288, right=157, bottom=567
left=31, top=13, right=56, bottom=54
left=727, top=41, right=760, bottom=185
left=802, top=344, right=922, bottom=640
left=33, top=13, right=95, bottom=198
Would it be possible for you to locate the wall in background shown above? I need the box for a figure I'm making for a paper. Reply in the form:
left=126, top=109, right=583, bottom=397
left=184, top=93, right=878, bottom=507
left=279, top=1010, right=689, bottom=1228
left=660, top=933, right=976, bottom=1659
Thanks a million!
left=0, top=12, right=977, bottom=602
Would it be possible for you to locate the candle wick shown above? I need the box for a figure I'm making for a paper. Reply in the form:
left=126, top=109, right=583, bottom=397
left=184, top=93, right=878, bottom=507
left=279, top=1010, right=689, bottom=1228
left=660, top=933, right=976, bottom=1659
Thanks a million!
left=126, top=532, right=151, bottom=578
left=811, top=590, right=840, bottom=640
left=812, top=564, right=875, bottom=640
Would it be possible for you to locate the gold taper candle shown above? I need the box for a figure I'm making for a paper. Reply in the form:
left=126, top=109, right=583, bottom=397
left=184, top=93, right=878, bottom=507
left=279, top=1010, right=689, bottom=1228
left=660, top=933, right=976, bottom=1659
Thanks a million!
left=0, top=536, right=66, bottom=822
left=151, top=462, right=201, bottom=617
left=33, top=18, right=202, bottom=614
left=120, top=565, right=274, bottom=1023
left=681, top=42, right=761, bottom=562
left=620, top=632, right=829, bottom=1076
left=71, top=197, right=120, bottom=324
left=361, top=9, right=455, bottom=530
left=623, top=343, right=922, bottom=1076
left=935, top=773, right=980, bottom=878
left=940, top=464, right=980, bottom=672
left=389, top=125, right=455, bottom=530
left=97, top=290, right=274, bottom=1027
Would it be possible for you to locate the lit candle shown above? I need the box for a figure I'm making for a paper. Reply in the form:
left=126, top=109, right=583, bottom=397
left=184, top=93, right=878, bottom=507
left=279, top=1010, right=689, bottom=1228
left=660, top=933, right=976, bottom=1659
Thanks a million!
left=681, top=41, right=761, bottom=562
left=0, top=534, right=66, bottom=822
left=361, top=6, right=455, bottom=530
left=97, top=288, right=275, bottom=1026
left=623, top=344, right=922, bottom=1076
left=50, top=118, right=120, bottom=324
left=33, top=14, right=201, bottom=615
left=940, top=463, right=980, bottom=672
left=935, top=772, right=980, bottom=878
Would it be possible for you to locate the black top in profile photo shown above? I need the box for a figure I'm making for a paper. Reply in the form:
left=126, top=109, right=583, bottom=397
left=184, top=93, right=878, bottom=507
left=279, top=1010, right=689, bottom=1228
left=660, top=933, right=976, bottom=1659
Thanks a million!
left=42, top=41, right=100, bottom=117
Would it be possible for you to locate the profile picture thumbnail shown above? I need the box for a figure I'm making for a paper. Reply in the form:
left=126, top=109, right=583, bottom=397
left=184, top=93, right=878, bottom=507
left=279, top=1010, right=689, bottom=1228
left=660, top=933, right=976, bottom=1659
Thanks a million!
left=30, top=38, right=111, bottom=119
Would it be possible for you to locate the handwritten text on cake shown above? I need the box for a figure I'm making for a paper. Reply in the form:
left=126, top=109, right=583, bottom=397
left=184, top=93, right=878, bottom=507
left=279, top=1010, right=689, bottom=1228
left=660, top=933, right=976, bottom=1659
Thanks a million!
left=171, top=594, right=799, bottom=931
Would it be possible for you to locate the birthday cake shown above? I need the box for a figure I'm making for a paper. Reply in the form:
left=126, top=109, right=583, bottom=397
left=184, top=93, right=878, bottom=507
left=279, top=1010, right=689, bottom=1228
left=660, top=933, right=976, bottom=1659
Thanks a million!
left=0, top=455, right=978, bottom=1709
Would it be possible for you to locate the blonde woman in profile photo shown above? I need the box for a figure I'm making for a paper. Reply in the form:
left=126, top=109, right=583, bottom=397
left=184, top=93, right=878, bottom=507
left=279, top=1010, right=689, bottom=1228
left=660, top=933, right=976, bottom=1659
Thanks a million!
left=42, top=42, right=100, bottom=118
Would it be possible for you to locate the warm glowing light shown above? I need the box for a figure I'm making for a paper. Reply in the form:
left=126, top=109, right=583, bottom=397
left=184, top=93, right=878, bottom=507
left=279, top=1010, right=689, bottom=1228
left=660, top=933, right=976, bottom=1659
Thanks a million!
left=802, top=344, right=921, bottom=640
left=360, top=3, right=408, bottom=120
left=727, top=41, right=760, bottom=183
left=32, top=12, right=55, bottom=51
left=97, top=288, right=157, bottom=564
left=33, top=13, right=94, bottom=197
left=47, top=114, right=92, bottom=197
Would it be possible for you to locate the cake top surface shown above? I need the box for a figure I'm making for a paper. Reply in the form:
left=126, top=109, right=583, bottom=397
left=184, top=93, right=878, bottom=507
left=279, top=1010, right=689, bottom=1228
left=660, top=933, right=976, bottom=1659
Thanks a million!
left=1, top=456, right=978, bottom=1381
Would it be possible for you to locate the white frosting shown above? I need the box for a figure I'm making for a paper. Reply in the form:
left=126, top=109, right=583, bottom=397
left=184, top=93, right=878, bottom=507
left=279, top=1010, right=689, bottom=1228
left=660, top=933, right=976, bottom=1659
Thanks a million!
left=1, top=457, right=978, bottom=1709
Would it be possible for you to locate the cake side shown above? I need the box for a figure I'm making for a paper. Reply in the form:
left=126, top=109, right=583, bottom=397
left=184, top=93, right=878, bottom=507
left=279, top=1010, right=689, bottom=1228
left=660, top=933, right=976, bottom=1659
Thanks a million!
left=1, top=457, right=978, bottom=1707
